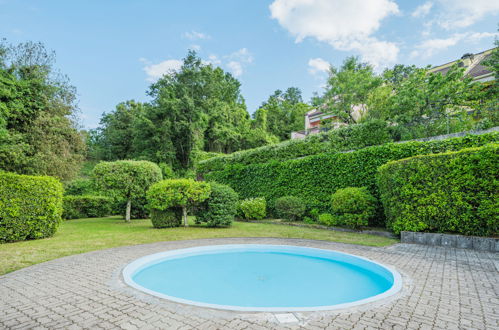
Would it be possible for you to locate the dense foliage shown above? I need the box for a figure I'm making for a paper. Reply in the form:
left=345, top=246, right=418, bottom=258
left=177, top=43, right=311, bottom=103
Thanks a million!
left=146, top=179, right=211, bottom=226
left=253, top=87, right=310, bottom=140
left=205, top=133, right=498, bottom=224
left=274, top=196, right=306, bottom=221
left=317, top=56, right=496, bottom=140
left=198, top=120, right=395, bottom=173
left=0, top=40, right=85, bottom=180
left=63, top=195, right=112, bottom=220
left=92, top=160, right=162, bottom=222
left=150, top=207, right=183, bottom=228
left=88, top=51, right=280, bottom=172
left=377, top=144, right=498, bottom=236
left=64, top=178, right=97, bottom=196
left=238, top=198, right=266, bottom=220
left=195, top=183, right=239, bottom=227
left=330, top=187, right=376, bottom=229
left=0, top=172, right=63, bottom=242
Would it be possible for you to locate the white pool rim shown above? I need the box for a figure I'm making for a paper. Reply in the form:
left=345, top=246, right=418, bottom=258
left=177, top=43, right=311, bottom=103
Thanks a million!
left=122, top=244, right=403, bottom=312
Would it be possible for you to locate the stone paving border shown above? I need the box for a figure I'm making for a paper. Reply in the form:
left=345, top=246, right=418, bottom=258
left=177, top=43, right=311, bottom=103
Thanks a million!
left=1, top=237, right=498, bottom=329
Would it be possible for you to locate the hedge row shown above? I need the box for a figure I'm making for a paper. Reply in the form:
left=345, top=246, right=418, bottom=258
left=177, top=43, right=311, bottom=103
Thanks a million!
left=0, top=172, right=63, bottom=243
left=204, top=133, right=499, bottom=225
left=199, top=127, right=497, bottom=175
left=377, top=144, right=498, bottom=236
left=63, top=195, right=113, bottom=220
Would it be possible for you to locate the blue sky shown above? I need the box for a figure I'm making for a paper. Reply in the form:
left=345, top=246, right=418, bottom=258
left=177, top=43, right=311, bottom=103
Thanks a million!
left=1, top=0, right=498, bottom=129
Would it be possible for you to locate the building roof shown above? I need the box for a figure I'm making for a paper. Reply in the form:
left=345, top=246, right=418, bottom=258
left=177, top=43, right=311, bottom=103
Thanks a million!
left=429, top=48, right=495, bottom=81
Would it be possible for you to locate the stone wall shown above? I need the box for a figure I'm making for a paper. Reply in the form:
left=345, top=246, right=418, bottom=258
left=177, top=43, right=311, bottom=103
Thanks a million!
left=401, top=231, right=498, bottom=252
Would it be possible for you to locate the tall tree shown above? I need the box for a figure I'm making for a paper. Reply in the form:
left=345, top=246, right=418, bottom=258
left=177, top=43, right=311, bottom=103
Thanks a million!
left=0, top=40, right=85, bottom=180
left=253, top=87, right=310, bottom=140
left=324, top=57, right=383, bottom=124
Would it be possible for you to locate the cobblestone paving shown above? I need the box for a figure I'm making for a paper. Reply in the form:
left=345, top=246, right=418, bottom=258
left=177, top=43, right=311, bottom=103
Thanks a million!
left=1, top=238, right=498, bottom=329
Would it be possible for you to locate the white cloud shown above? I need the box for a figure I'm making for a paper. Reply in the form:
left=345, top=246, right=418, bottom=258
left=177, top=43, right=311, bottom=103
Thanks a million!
left=227, top=61, right=243, bottom=77
left=412, top=2, right=433, bottom=18
left=223, top=48, right=253, bottom=76
left=436, top=0, right=499, bottom=29
left=141, top=48, right=254, bottom=80
left=183, top=31, right=211, bottom=40
left=269, top=0, right=400, bottom=69
left=142, top=59, right=182, bottom=82
left=411, top=31, right=498, bottom=58
left=308, top=58, right=330, bottom=75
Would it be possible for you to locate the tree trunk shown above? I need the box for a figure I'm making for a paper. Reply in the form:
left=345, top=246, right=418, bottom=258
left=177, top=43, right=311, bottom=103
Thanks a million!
left=183, top=206, right=188, bottom=227
left=125, top=199, right=131, bottom=223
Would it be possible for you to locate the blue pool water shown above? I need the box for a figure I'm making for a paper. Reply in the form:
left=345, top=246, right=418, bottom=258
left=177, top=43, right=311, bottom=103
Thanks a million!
left=124, top=245, right=401, bottom=311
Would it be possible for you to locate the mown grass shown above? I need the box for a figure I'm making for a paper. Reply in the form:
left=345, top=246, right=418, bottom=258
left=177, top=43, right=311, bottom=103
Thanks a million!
left=0, top=216, right=398, bottom=275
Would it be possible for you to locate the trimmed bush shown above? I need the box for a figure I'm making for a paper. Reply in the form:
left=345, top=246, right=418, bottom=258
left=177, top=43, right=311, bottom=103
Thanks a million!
left=147, top=179, right=211, bottom=227
left=205, top=132, right=498, bottom=225
left=93, top=160, right=162, bottom=222
left=150, top=207, right=183, bottom=228
left=63, top=195, right=113, bottom=220
left=239, top=198, right=266, bottom=220
left=377, top=144, right=498, bottom=236
left=195, top=183, right=239, bottom=227
left=0, top=172, right=63, bottom=243
left=274, top=196, right=306, bottom=221
left=318, top=213, right=337, bottom=226
left=331, top=187, right=376, bottom=229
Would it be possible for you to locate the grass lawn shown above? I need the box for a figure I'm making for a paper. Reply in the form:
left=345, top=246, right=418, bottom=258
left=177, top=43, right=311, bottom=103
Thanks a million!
left=0, top=216, right=398, bottom=275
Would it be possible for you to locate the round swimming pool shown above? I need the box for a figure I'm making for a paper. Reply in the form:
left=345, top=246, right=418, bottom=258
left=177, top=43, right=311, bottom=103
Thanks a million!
left=123, top=244, right=402, bottom=311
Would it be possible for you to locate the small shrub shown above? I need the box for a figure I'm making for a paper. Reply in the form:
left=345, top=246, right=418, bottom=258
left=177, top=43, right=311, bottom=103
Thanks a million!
left=239, top=198, right=266, bottom=220
left=274, top=196, right=306, bottom=221
left=150, top=207, right=183, bottom=228
left=147, top=179, right=211, bottom=227
left=303, top=216, right=316, bottom=224
left=195, top=183, right=239, bottom=227
left=0, top=172, right=63, bottom=243
left=331, top=187, right=376, bottom=229
left=309, top=208, right=320, bottom=221
left=318, top=213, right=337, bottom=226
left=63, top=195, right=113, bottom=219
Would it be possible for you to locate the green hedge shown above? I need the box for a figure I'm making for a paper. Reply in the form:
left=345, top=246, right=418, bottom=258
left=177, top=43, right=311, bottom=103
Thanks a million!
left=199, top=124, right=497, bottom=174
left=63, top=195, right=113, bottom=220
left=0, top=172, right=63, bottom=243
left=205, top=133, right=498, bottom=224
left=198, top=133, right=329, bottom=173
left=377, top=144, right=498, bottom=236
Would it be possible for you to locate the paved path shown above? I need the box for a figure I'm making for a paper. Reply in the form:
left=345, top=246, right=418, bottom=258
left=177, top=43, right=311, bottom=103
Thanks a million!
left=1, top=238, right=498, bottom=329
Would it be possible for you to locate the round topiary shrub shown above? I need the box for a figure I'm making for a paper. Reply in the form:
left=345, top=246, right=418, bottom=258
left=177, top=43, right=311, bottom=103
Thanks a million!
left=92, top=160, right=163, bottom=222
left=147, top=179, right=211, bottom=227
left=0, top=172, right=63, bottom=242
left=195, top=183, right=239, bottom=227
left=238, top=197, right=266, bottom=220
left=274, top=196, right=306, bottom=221
left=318, top=213, right=336, bottom=226
left=150, top=207, right=183, bottom=228
left=331, top=187, right=376, bottom=229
